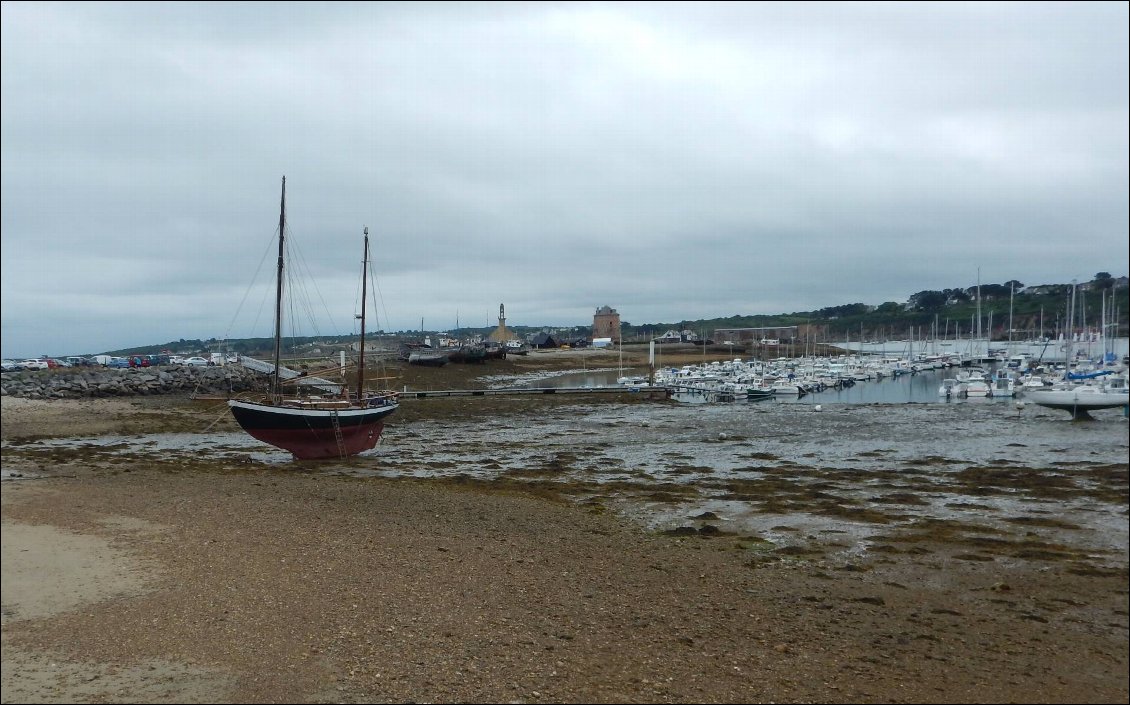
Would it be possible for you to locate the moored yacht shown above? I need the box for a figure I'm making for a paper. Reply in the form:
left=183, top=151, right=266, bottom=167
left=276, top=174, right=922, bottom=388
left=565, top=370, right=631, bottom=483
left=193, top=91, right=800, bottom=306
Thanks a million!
left=1027, top=381, right=1130, bottom=419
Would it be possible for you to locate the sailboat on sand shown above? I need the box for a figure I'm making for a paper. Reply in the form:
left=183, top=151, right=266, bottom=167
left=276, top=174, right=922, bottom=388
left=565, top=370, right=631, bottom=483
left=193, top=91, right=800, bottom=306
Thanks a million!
left=228, top=177, right=399, bottom=459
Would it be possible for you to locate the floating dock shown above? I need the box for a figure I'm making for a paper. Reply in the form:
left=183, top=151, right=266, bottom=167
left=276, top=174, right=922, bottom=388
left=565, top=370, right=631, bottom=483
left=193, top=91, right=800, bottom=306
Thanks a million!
left=398, top=386, right=669, bottom=400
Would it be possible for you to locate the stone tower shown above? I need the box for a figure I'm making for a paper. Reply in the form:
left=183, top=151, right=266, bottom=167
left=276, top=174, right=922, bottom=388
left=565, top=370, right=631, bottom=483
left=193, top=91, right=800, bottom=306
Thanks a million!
left=592, top=305, right=621, bottom=343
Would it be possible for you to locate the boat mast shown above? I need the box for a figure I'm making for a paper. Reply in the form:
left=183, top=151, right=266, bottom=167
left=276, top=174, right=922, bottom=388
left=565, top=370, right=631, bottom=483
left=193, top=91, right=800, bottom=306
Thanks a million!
left=1100, top=291, right=1109, bottom=362
left=976, top=268, right=982, bottom=342
left=1008, top=282, right=1014, bottom=357
left=1064, top=282, right=1076, bottom=374
left=1075, top=288, right=1084, bottom=361
left=272, top=176, right=286, bottom=403
left=356, top=228, right=370, bottom=400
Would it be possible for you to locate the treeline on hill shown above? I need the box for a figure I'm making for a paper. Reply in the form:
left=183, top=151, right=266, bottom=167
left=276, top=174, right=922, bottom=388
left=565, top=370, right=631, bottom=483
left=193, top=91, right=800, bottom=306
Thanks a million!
left=111, top=273, right=1127, bottom=357
left=620, top=273, right=1128, bottom=343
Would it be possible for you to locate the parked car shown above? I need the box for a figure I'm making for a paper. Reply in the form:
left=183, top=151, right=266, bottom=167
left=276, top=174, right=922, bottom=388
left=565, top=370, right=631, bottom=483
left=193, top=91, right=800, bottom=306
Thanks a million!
left=182, top=356, right=210, bottom=366
left=1, top=359, right=19, bottom=371
left=107, top=357, right=130, bottom=369
left=20, top=359, right=50, bottom=370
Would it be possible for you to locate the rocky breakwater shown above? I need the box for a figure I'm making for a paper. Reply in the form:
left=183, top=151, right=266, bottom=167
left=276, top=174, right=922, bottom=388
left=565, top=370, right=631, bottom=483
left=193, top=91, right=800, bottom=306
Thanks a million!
left=0, top=365, right=267, bottom=399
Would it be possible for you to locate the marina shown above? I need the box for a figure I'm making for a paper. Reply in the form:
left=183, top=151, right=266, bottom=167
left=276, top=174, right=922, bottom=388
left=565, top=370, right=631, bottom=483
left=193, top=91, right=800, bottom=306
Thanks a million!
left=499, top=349, right=1130, bottom=411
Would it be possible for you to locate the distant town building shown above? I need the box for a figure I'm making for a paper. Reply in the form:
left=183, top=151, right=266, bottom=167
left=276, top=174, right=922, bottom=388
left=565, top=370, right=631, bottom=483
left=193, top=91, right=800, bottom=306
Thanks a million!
left=654, top=329, right=705, bottom=343
left=592, top=305, right=621, bottom=343
left=531, top=331, right=560, bottom=348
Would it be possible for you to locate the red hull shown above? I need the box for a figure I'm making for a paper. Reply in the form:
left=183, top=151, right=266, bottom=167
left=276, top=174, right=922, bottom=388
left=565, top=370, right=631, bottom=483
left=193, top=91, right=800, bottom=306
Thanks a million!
left=241, top=422, right=385, bottom=460
left=229, top=399, right=397, bottom=460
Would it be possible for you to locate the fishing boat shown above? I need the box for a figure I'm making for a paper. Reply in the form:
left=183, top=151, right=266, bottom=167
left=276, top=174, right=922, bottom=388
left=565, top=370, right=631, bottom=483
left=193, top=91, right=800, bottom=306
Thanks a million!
left=407, top=349, right=450, bottom=367
left=228, top=177, right=399, bottom=459
left=746, top=386, right=776, bottom=401
left=448, top=344, right=488, bottom=363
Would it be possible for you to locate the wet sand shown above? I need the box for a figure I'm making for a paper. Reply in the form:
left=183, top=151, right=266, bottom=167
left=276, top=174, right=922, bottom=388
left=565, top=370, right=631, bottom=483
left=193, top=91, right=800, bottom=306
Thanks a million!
left=2, top=356, right=1128, bottom=703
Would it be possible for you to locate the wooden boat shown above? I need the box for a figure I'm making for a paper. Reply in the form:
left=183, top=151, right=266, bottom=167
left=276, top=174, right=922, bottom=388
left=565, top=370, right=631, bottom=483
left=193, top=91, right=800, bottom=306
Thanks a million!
left=228, top=177, right=398, bottom=459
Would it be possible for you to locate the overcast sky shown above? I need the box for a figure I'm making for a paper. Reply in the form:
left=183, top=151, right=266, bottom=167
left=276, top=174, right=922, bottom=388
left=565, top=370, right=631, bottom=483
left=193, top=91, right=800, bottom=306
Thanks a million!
left=2, top=1, right=1127, bottom=359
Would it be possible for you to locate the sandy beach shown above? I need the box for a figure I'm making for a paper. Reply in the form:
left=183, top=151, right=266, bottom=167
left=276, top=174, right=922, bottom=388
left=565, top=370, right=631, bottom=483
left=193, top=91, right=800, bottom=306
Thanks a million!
left=2, top=353, right=1128, bottom=703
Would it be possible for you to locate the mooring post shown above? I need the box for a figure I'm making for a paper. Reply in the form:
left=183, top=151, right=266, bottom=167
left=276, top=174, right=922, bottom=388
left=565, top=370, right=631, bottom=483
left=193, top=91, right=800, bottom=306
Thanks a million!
left=648, top=339, right=655, bottom=386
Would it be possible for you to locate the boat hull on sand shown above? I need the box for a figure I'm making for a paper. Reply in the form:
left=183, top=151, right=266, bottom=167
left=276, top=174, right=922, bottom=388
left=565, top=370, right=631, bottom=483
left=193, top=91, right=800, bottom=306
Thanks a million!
left=229, top=399, right=397, bottom=459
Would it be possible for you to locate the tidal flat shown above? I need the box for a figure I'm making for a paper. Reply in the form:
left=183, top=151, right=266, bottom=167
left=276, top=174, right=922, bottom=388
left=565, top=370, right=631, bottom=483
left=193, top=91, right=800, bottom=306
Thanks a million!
left=2, top=375, right=1128, bottom=703
left=7, top=394, right=1127, bottom=572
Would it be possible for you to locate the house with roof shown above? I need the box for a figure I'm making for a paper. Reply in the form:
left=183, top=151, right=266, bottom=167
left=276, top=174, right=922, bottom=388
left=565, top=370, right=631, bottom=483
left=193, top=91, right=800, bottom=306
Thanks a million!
left=530, top=332, right=560, bottom=349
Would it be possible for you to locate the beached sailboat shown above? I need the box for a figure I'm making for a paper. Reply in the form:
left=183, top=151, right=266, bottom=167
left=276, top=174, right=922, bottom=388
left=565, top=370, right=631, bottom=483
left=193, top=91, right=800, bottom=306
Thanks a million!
left=228, top=177, right=399, bottom=459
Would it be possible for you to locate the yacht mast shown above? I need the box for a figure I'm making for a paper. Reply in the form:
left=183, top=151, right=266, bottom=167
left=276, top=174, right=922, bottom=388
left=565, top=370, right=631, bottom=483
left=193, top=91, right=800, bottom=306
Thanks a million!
left=976, top=268, right=982, bottom=341
left=356, top=227, right=369, bottom=400
left=1007, top=283, right=1014, bottom=356
left=272, top=176, right=286, bottom=403
left=1065, top=282, right=1076, bottom=372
